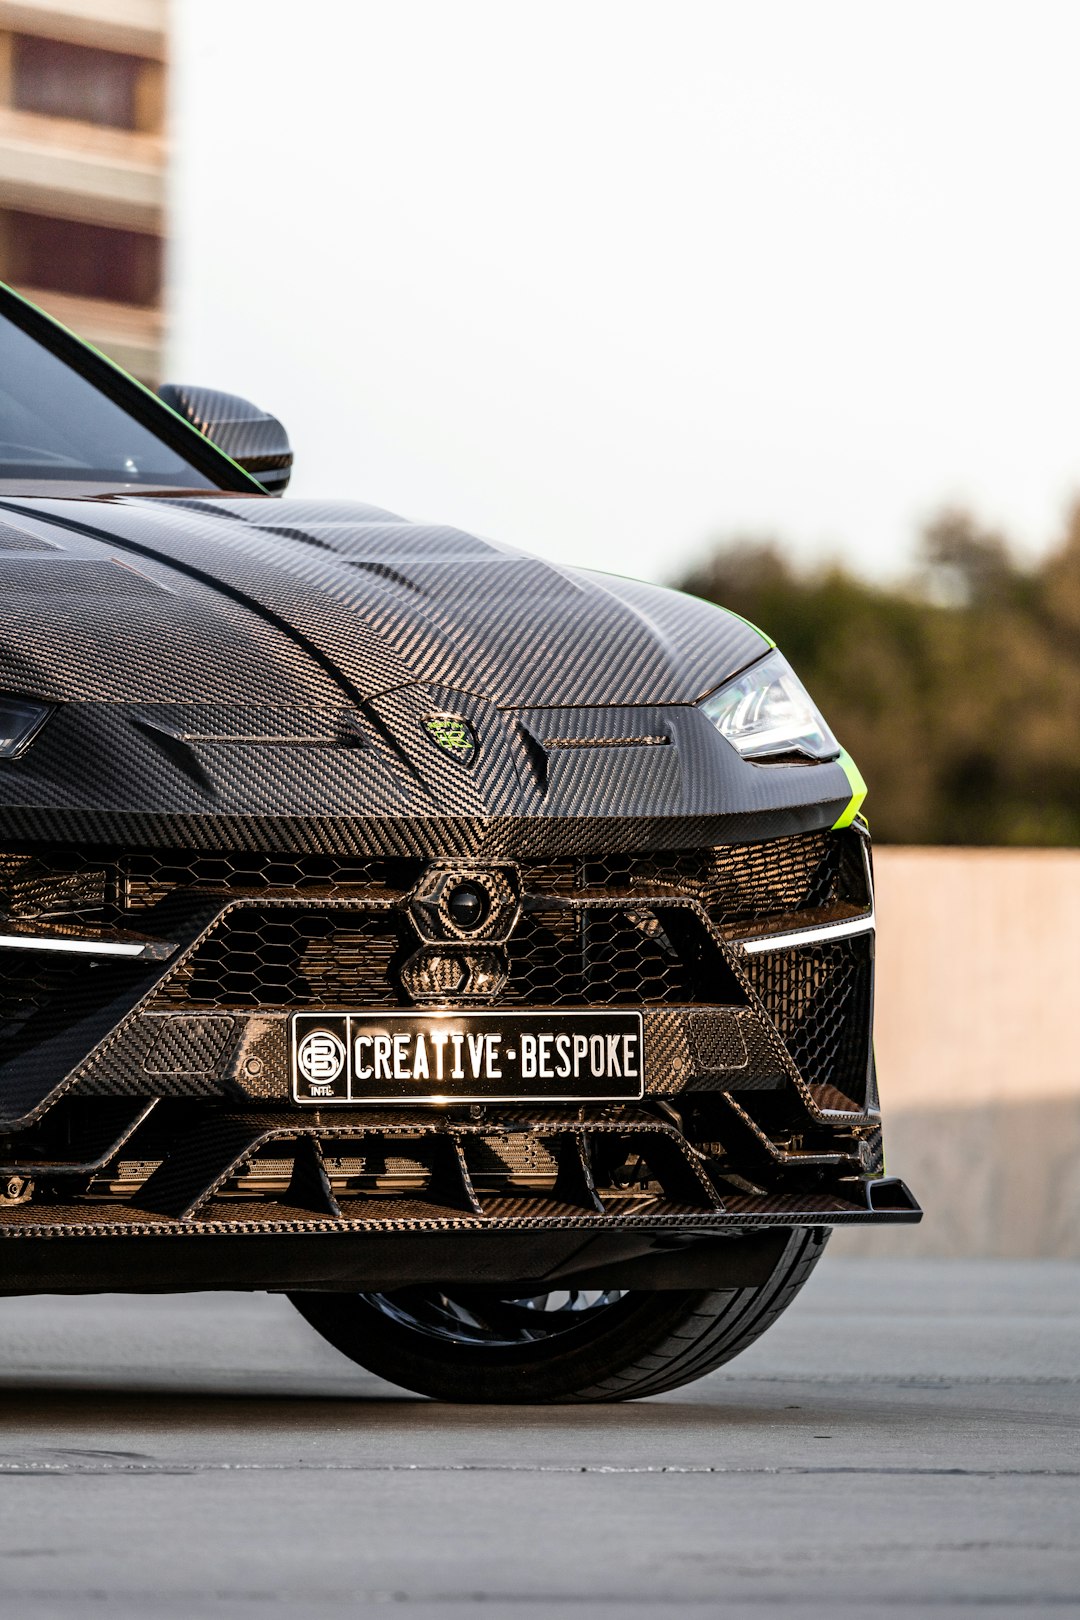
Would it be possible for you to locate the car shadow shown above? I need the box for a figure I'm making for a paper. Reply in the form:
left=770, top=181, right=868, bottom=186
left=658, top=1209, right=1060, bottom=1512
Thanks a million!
left=0, top=1370, right=977, bottom=1448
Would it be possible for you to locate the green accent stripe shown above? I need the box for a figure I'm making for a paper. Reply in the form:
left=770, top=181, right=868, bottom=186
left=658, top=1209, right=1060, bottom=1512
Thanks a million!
left=832, top=749, right=867, bottom=828
left=674, top=583, right=776, bottom=650
left=722, top=607, right=776, bottom=648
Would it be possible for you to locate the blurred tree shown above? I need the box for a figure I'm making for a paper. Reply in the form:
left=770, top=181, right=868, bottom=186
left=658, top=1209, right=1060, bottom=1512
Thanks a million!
left=677, top=505, right=1080, bottom=845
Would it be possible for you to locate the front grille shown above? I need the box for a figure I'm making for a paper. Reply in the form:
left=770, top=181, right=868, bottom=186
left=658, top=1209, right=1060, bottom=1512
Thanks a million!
left=0, top=833, right=862, bottom=935
left=0, top=831, right=872, bottom=1096
left=153, top=904, right=724, bottom=1010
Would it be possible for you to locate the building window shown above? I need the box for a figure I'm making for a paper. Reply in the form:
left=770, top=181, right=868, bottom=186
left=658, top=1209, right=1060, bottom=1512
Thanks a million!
left=1, top=211, right=162, bottom=306
left=11, top=35, right=152, bottom=132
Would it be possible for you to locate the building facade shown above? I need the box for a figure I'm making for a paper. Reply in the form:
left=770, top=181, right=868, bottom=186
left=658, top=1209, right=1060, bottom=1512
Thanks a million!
left=0, top=0, right=167, bottom=382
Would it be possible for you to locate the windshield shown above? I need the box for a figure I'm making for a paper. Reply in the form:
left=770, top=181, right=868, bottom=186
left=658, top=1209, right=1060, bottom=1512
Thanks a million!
left=0, top=306, right=216, bottom=491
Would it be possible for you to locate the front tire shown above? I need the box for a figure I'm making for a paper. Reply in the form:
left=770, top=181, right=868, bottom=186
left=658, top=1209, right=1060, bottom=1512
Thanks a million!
left=287, top=1226, right=828, bottom=1403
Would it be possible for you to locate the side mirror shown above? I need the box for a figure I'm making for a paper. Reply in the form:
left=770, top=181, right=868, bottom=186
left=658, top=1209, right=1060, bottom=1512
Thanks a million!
left=157, top=384, right=293, bottom=494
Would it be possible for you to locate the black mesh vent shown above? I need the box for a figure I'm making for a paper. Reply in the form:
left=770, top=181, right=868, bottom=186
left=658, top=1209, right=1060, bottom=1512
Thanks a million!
left=504, top=908, right=719, bottom=1007
left=153, top=903, right=728, bottom=1010
left=580, top=830, right=865, bottom=927
left=0, top=950, right=148, bottom=1064
left=742, top=933, right=873, bottom=1105
left=0, top=833, right=862, bottom=931
left=121, top=853, right=420, bottom=911
left=157, top=911, right=408, bottom=1009
left=0, top=952, right=92, bottom=1043
left=0, top=850, right=421, bottom=930
left=0, top=835, right=871, bottom=1065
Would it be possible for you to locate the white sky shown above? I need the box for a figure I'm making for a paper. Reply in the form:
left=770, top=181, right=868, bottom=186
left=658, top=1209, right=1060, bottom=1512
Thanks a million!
left=170, top=0, right=1080, bottom=585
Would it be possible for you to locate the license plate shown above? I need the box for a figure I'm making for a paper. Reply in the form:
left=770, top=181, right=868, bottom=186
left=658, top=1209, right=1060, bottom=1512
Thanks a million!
left=291, top=1010, right=645, bottom=1104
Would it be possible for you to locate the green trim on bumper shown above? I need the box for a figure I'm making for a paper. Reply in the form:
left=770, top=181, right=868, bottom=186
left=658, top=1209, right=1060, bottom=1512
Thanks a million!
left=832, top=749, right=868, bottom=828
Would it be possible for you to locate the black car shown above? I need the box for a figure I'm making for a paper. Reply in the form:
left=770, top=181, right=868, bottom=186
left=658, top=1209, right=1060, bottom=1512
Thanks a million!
left=0, top=283, right=919, bottom=1402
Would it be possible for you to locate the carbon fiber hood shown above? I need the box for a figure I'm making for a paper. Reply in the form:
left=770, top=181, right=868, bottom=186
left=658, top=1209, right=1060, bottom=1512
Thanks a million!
left=0, top=493, right=853, bottom=854
left=0, top=495, right=764, bottom=708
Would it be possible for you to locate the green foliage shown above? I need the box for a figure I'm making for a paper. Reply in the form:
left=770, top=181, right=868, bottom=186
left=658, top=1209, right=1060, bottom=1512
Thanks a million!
left=678, top=505, right=1080, bottom=845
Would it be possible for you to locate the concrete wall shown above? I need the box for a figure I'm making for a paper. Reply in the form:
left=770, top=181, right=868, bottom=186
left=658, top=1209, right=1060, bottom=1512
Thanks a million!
left=834, top=848, right=1080, bottom=1258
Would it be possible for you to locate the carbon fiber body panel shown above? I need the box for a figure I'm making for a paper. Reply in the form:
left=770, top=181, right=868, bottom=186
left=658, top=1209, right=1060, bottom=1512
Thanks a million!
left=0, top=480, right=918, bottom=1286
left=157, top=385, right=293, bottom=494
left=0, top=495, right=852, bottom=855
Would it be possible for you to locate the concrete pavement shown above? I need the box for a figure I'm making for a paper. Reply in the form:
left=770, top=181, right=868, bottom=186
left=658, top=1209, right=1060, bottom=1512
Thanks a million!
left=0, top=1258, right=1075, bottom=1616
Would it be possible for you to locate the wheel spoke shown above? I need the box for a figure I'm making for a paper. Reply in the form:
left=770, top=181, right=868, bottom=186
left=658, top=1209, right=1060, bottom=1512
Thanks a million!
left=358, top=1285, right=627, bottom=1347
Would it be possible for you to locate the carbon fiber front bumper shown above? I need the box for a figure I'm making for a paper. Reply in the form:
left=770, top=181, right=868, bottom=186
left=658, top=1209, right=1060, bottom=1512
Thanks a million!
left=0, top=1179, right=920, bottom=1295
left=0, top=827, right=922, bottom=1291
left=0, top=1098, right=920, bottom=1294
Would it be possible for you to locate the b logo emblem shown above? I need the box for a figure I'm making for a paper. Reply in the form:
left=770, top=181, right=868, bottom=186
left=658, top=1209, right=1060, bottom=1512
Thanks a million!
left=423, top=715, right=478, bottom=767
left=297, top=1028, right=346, bottom=1086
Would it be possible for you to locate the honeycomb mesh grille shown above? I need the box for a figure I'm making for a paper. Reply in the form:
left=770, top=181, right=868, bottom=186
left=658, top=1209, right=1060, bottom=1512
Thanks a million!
left=0, top=953, right=92, bottom=1043
left=742, top=933, right=873, bottom=1104
left=577, top=829, right=865, bottom=927
left=0, top=834, right=872, bottom=1088
left=0, top=850, right=419, bottom=929
left=157, top=911, right=408, bottom=1009
left=153, top=905, right=719, bottom=1010
left=504, top=909, right=707, bottom=1007
left=0, top=833, right=861, bottom=932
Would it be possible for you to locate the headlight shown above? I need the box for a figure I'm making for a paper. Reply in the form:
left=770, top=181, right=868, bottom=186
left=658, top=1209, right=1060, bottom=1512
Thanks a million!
left=0, top=697, right=53, bottom=759
left=700, top=650, right=839, bottom=763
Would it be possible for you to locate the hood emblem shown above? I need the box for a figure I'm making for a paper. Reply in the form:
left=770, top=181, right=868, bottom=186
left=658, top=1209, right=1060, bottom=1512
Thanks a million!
left=423, top=714, right=478, bottom=767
